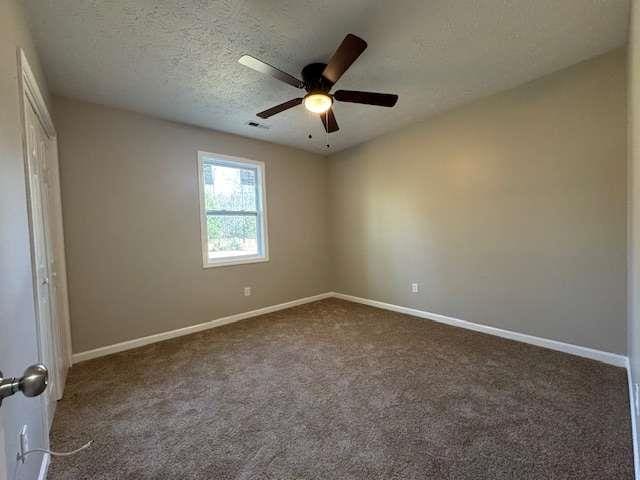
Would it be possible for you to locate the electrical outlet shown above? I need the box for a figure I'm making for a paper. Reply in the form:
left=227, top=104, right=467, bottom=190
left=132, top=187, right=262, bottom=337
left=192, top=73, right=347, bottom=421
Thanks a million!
left=244, top=286, right=252, bottom=297
left=635, top=384, right=640, bottom=417
left=18, top=425, right=28, bottom=463
left=411, top=283, right=419, bottom=293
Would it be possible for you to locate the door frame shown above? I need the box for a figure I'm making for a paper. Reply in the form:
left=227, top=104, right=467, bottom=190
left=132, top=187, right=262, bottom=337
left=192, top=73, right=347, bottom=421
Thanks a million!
left=17, top=49, right=72, bottom=426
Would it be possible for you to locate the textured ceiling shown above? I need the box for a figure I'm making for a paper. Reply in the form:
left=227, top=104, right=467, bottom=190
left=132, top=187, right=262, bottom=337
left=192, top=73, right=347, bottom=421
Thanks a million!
left=25, top=0, right=629, bottom=154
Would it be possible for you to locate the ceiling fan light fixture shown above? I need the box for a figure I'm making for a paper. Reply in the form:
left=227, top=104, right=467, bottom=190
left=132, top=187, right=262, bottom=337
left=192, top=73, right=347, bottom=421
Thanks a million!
left=303, top=92, right=332, bottom=114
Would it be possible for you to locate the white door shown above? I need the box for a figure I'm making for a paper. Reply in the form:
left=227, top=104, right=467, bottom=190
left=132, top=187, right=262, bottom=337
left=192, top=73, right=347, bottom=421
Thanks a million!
left=0, top=422, right=6, bottom=480
left=45, top=141, right=71, bottom=399
left=24, top=101, right=59, bottom=428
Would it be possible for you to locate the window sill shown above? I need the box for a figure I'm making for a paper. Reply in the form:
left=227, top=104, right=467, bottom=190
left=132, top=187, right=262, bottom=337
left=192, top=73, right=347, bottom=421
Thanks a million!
left=203, top=255, right=269, bottom=269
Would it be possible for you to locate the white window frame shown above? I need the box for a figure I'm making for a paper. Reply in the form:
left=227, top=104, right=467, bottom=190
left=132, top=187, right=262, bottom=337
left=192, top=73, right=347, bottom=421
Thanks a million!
left=197, top=151, right=269, bottom=268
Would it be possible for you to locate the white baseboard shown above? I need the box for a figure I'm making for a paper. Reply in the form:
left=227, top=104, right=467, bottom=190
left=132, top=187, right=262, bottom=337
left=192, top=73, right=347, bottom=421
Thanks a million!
left=37, top=453, right=50, bottom=480
left=628, top=359, right=640, bottom=480
left=72, top=292, right=333, bottom=363
left=332, top=292, right=627, bottom=367
left=74, top=290, right=627, bottom=367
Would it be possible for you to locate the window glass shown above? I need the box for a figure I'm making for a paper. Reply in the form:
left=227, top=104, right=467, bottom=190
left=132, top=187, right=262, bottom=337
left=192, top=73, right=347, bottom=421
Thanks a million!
left=198, top=154, right=267, bottom=267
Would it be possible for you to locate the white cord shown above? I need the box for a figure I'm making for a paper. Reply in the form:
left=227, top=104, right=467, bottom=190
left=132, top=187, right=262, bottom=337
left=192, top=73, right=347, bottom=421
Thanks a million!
left=18, top=440, right=93, bottom=463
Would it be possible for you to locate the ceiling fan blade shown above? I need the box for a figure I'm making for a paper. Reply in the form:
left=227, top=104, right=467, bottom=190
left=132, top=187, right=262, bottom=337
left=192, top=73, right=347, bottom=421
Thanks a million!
left=322, top=34, right=367, bottom=85
left=334, top=90, right=398, bottom=107
left=257, top=98, right=303, bottom=118
left=320, top=108, right=339, bottom=133
left=239, top=55, right=304, bottom=89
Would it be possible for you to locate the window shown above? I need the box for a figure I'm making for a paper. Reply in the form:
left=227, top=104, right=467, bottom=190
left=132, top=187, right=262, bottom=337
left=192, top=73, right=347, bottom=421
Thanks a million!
left=197, top=152, right=268, bottom=267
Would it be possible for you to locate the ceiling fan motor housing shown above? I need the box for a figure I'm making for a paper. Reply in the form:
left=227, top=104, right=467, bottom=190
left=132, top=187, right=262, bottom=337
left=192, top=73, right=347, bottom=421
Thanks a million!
left=301, top=63, right=332, bottom=92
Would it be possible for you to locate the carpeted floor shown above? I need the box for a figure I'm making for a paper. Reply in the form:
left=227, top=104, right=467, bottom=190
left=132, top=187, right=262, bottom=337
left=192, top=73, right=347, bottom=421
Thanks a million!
left=49, top=298, right=634, bottom=479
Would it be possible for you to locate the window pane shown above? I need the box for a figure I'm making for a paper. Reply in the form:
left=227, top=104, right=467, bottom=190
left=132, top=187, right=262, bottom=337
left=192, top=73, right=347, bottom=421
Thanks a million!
left=203, top=163, right=257, bottom=212
left=207, top=214, right=258, bottom=258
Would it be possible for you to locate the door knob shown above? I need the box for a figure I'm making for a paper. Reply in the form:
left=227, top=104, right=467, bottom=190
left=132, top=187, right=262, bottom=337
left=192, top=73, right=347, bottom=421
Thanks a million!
left=0, top=364, right=48, bottom=407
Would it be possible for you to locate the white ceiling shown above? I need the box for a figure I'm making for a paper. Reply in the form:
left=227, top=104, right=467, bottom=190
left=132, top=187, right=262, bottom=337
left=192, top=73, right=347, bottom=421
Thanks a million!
left=25, top=0, right=629, bottom=154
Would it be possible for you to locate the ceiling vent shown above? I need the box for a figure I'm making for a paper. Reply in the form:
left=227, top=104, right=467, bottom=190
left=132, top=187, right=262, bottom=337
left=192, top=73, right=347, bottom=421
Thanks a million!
left=247, top=121, right=269, bottom=129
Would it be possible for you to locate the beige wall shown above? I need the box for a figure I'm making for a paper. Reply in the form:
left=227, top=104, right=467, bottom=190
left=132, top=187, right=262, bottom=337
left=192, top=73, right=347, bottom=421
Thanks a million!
left=53, top=96, right=330, bottom=353
left=628, top=0, right=640, bottom=464
left=329, top=49, right=627, bottom=354
left=0, top=1, right=50, bottom=479
left=56, top=48, right=627, bottom=358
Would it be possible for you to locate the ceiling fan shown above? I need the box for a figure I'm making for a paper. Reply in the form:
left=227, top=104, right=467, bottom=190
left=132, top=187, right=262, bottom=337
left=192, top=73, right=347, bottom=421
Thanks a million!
left=238, top=34, right=398, bottom=133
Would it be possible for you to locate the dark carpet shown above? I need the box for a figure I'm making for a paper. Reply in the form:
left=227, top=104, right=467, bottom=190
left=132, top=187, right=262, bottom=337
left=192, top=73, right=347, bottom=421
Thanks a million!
left=49, top=298, right=634, bottom=479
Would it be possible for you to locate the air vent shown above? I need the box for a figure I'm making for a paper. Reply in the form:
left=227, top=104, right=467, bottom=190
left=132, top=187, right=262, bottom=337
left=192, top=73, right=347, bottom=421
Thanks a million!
left=247, top=121, right=269, bottom=129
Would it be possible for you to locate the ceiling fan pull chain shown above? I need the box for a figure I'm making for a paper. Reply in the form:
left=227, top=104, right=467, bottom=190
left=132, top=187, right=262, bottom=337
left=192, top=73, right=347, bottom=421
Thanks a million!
left=325, top=110, right=329, bottom=149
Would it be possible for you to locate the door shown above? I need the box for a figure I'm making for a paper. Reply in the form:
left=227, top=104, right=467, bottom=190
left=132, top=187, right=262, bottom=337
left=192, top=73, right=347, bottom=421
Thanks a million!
left=0, top=48, right=54, bottom=480
left=23, top=101, right=60, bottom=428
left=42, top=138, right=72, bottom=398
